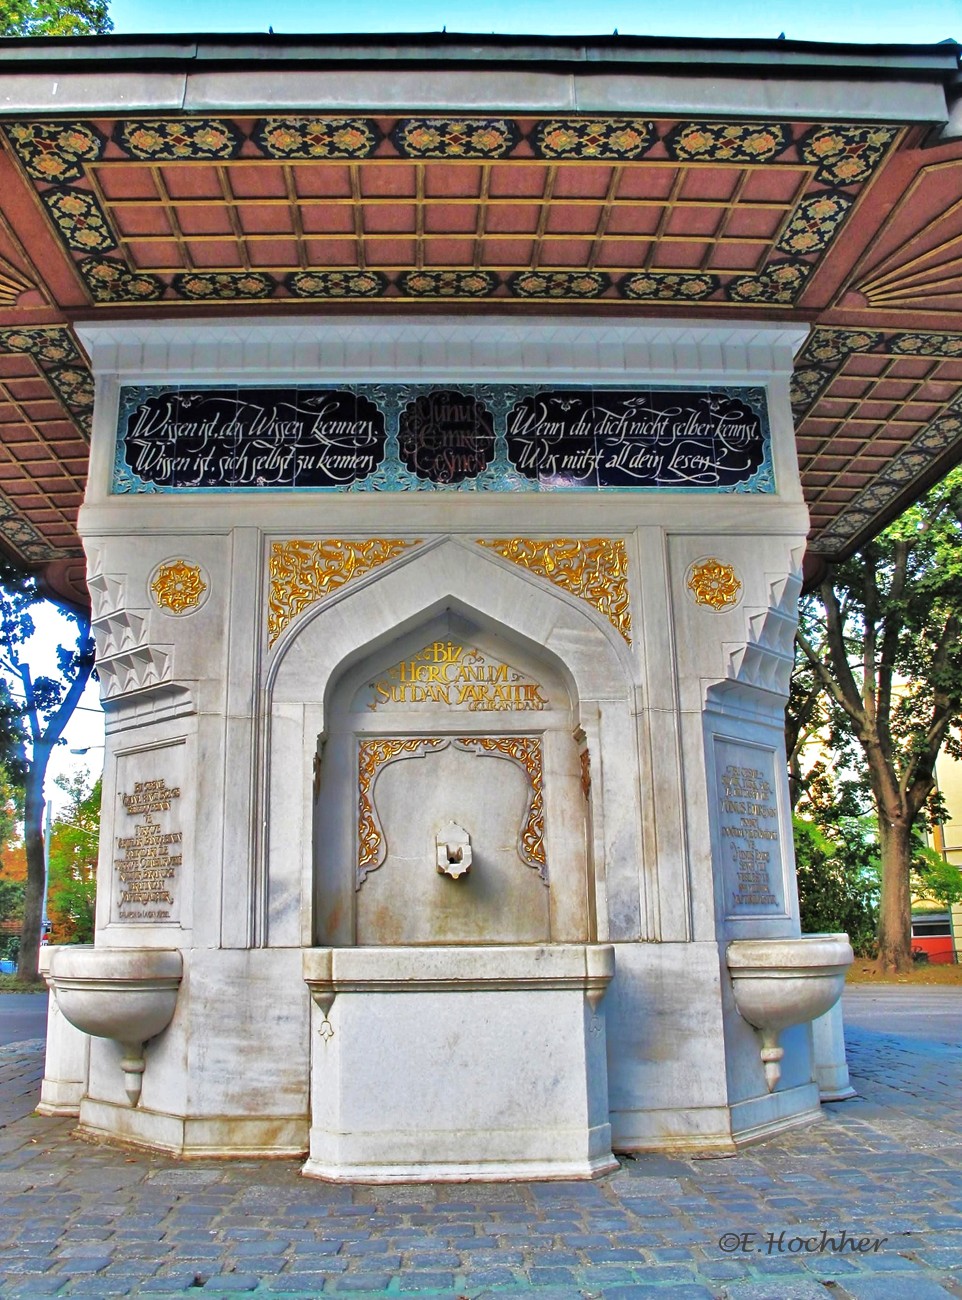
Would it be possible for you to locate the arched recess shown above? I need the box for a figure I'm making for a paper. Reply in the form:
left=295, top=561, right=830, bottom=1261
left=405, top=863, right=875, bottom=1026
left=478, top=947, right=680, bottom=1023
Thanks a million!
left=263, top=537, right=646, bottom=949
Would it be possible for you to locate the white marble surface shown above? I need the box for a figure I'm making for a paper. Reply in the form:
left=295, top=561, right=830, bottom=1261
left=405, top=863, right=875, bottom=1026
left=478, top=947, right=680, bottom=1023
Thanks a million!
left=37, top=314, right=830, bottom=1166
left=303, top=944, right=616, bottom=1182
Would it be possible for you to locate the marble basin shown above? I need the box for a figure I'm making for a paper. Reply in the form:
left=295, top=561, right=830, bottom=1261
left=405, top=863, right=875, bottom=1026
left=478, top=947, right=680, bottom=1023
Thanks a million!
left=726, top=934, right=853, bottom=1091
left=47, top=947, right=183, bottom=1105
left=301, top=944, right=617, bottom=1182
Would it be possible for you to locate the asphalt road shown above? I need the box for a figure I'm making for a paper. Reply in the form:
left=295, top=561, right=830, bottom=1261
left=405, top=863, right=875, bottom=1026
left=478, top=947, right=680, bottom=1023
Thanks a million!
left=843, top=983, right=962, bottom=1044
left=0, top=991, right=48, bottom=1046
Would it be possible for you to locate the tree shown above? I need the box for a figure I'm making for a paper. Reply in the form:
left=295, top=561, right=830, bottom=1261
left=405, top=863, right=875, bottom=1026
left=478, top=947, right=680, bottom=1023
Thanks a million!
left=793, top=814, right=879, bottom=957
left=46, top=773, right=99, bottom=945
left=0, top=0, right=112, bottom=36
left=795, top=467, right=962, bottom=971
left=0, top=557, right=94, bottom=981
left=0, top=765, right=25, bottom=962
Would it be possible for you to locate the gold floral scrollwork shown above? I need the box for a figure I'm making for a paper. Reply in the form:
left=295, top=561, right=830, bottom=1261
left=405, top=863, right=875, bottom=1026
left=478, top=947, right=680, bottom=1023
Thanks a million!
left=455, top=736, right=546, bottom=878
left=268, top=538, right=420, bottom=646
left=686, top=557, right=742, bottom=612
left=476, top=538, right=631, bottom=643
left=580, top=748, right=591, bottom=801
left=150, top=560, right=207, bottom=615
left=357, top=738, right=447, bottom=886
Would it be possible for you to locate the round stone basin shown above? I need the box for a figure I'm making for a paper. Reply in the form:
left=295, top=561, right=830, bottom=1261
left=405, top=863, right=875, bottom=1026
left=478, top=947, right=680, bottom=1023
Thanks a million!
left=47, top=946, right=182, bottom=1044
left=726, top=933, right=854, bottom=1035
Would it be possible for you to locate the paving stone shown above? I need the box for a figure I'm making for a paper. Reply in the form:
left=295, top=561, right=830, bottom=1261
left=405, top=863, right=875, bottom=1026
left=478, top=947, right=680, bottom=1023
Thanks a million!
left=287, top=1256, right=349, bottom=1274
left=54, top=1254, right=113, bottom=1273
left=393, top=1273, right=456, bottom=1291
left=0, top=1257, right=56, bottom=1273
left=64, top=1280, right=134, bottom=1295
left=228, top=1240, right=289, bottom=1256
left=2, top=1282, right=67, bottom=1297
left=1, top=992, right=962, bottom=1299
left=838, top=1278, right=958, bottom=1299
left=199, top=1276, right=261, bottom=1293
left=263, top=1278, right=329, bottom=1293
left=599, top=1288, right=714, bottom=1299
left=327, top=1275, right=394, bottom=1291
left=139, top=1278, right=208, bottom=1294
left=719, top=1282, right=833, bottom=1299
left=582, top=1247, right=649, bottom=1262
left=453, top=1266, right=518, bottom=1285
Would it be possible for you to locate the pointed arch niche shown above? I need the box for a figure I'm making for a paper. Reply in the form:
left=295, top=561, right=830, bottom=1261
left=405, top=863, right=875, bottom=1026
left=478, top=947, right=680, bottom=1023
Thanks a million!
left=263, top=537, right=646, bottom=950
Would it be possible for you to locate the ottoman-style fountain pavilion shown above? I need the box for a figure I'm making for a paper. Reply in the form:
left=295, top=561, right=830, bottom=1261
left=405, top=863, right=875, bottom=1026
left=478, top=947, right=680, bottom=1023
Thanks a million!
left=0, top=30, right=959, bottom=1177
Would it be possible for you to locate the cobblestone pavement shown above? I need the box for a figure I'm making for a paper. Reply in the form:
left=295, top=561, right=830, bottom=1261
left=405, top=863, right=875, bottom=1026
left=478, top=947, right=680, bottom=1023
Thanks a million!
left=1, top=990, right=962, bottom=1299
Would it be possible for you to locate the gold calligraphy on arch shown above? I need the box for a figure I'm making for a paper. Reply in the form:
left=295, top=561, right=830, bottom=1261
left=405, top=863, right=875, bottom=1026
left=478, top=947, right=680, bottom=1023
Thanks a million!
left=363, top=639, right=550, bottom=713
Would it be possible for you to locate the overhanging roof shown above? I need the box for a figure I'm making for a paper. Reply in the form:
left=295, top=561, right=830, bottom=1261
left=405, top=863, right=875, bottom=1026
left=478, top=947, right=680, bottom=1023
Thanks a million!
left=1, top=32, right=961, bottom=606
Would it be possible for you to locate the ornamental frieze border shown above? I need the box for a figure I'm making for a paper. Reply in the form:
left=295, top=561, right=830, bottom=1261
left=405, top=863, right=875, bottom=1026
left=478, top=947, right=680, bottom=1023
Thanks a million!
left=1, top=116, right=901, bottom=308
left=267, top=536, right=633, bottom=649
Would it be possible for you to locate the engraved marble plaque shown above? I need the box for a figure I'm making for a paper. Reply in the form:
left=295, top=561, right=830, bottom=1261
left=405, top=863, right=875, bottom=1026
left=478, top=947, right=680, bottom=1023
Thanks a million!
left=112, top=773, right=183, bottom=924
left=714, top=740, right=786, bottom=916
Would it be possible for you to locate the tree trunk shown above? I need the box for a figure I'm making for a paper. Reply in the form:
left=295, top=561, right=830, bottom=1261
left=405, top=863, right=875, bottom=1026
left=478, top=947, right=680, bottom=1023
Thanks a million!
left=877, top=816, right=913, bottom=972
left=19, top=754, right=47, bottom=983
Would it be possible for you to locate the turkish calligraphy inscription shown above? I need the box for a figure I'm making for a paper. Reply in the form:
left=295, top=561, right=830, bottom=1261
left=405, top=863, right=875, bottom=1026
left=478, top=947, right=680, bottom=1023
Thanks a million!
left=361, top=640, right=549, bottom=713
left=115, top=383, right=773, bottom=495
left=715, top=741, right=785, bottom=916
left=113, top=778, right=183, bottom=923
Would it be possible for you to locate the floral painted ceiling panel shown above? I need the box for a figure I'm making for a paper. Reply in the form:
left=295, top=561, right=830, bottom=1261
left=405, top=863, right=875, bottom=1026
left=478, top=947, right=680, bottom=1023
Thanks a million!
left=1, top=115, right=899, bottom=307
left=4, top=103, right=962, bottom=594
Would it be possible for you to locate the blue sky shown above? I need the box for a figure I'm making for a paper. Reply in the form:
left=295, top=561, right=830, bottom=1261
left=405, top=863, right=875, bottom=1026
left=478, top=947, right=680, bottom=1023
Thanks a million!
left=108, top=0, right=959, bottom=43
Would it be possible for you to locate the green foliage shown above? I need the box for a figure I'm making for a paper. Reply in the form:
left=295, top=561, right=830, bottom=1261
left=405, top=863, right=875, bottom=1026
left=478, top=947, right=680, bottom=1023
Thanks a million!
left=0, top=0, right=112, bottom=36
left=0, top=765, right=22, bottom=853
left=0, top=877, right=24, bottom=922
left=911, top=837, right=962, bottom=909
left=794, top=466, right=962, bottom=969
left=793, top=813, right=879, bottom=956
left=0, top=972, right=44, bottom=991
left=47, top=773, right=99, bottom=944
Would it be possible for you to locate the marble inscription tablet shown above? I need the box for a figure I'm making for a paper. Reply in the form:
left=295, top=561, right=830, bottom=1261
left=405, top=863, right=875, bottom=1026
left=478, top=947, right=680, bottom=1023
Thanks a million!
left=714, top=739, right=786, bottom=917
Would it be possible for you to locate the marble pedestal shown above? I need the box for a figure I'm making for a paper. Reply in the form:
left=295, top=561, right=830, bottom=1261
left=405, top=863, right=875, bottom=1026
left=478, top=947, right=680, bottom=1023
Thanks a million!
left=302, top=944, right=617, bottom=1182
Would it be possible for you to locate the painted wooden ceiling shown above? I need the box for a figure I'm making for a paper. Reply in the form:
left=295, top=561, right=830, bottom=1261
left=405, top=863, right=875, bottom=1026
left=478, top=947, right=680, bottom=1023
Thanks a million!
left=1, top=105, right=962, bottom=604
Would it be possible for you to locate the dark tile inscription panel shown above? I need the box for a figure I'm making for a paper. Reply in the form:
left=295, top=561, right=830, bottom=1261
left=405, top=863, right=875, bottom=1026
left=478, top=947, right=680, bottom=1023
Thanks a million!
left=114, top=383, right=773, bottom=494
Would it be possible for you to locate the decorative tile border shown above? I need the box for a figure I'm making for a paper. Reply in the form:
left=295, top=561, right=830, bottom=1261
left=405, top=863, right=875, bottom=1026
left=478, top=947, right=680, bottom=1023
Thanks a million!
left=477, top=538, right=632, bottom=643
left=267, top=538, right=420, bottom=646
left=0, top=325, right=91, bottom=565
left=0, top=493, right=63, bottom=563
left=1, top=115, right=899, bottom=308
